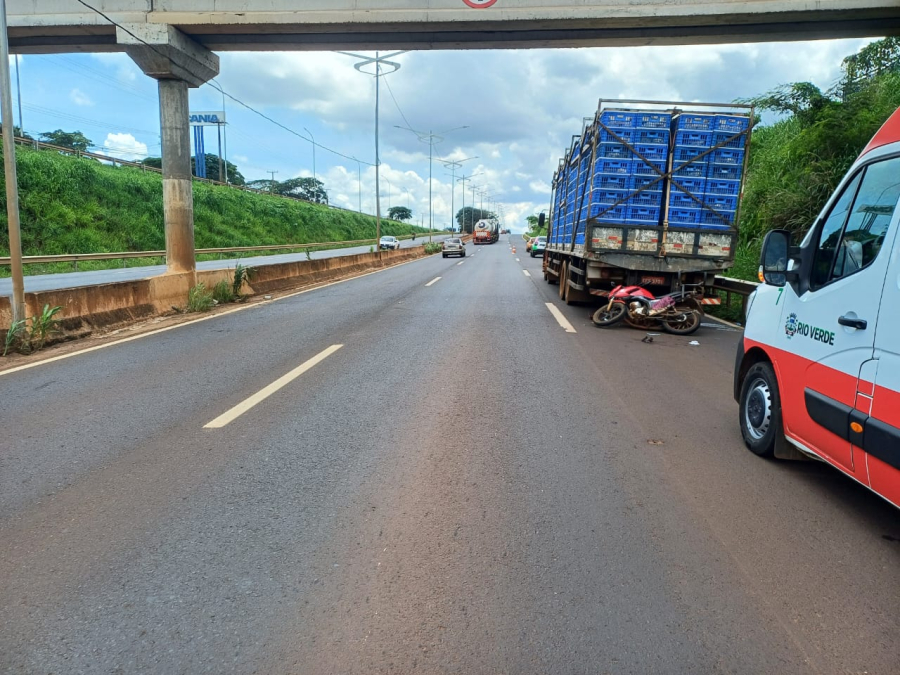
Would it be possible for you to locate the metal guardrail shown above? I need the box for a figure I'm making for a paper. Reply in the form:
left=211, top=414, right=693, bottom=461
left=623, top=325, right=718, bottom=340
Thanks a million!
left=712, top=275, right=759, bottom=323
left=0, top=234, right=452, bottom=270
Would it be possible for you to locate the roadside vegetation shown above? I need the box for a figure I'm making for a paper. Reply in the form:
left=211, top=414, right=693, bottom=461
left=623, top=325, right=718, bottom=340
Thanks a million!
left=0, top=144, right=427, bottom=278
left=731, top=37, right=900, bottom=280
left=2, top=304, right=62, bottom=356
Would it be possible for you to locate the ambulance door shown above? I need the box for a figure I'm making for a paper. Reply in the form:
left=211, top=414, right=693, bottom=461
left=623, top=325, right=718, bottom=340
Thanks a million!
left=868, top=206, right=900, bottom=507
left=777, top=156, right=900, bottom=476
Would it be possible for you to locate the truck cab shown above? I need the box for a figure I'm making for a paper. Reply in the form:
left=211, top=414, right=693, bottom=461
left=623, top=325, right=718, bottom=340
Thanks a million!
left=735, top=107, right=900, bottom=509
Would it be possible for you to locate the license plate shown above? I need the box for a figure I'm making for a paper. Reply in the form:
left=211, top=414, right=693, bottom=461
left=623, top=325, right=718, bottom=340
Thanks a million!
left=641, top=275, right=666, bottom=286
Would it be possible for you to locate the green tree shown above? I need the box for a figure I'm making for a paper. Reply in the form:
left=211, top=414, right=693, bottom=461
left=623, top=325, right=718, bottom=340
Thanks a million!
left=39, top=129, right=92, bottom=152
left=455, top=206, right=495, bottom=233
left=140, top=154, right=246, bottom=185
left=388, top=206, right=412, bottom=221
left=275, top=177, right=328, bottom=204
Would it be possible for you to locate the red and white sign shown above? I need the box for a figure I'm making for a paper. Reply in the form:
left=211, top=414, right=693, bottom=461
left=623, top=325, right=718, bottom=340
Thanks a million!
left=462, top=0, right=498, bottom=7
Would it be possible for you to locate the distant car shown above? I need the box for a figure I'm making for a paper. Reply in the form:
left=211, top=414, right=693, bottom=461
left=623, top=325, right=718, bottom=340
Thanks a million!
left=379, top=236, right=401, bottom=250
left=442, top=238, right=466, bottom=258
left=530, top=236, right=547, bottom=257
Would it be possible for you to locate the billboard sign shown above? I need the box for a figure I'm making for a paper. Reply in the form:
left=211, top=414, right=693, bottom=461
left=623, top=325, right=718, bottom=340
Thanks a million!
left=189, top=111, right=226, bottom=126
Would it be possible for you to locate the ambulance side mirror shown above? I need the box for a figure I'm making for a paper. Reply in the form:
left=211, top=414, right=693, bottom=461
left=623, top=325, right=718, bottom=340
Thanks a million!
left=760, top=229, right=801, bottom=288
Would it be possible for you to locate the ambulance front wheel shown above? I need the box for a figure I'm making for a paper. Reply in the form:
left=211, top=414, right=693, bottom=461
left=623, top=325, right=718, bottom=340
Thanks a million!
left=739, top=362, right=781, bottom=458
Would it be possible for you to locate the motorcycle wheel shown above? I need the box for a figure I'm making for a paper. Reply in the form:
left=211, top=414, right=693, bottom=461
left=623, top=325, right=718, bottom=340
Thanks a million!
left=661, top=305, right=702, bottom=335
left=592, top=302, right=627, bottom=327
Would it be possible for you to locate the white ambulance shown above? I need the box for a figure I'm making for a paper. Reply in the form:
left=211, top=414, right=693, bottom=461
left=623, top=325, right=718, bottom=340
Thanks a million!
left=735, top=108, right=900, bottom=509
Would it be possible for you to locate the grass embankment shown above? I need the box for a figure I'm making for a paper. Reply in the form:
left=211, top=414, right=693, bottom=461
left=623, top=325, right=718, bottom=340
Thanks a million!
left=0, top=144, right=427, bottom=277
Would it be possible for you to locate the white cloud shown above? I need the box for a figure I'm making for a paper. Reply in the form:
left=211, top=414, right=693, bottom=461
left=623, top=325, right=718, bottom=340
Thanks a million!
left=103, top=133, right=148, bottom=160
left=70, top=88, right=93, bottom=106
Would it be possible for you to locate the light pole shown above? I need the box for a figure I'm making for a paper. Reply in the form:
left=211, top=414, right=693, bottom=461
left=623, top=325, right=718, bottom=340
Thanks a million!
left=303, top=126, right=316, bottom=184
left=268, top=170, right=278, bottom=193
left=0, top=0, right=24, bottom=322
left=395, top=124, right=468, bottom=241
left=456, top=171, right=481, bottom=234
left=338, top=51, right=407, bottom=248
left=441, top=156, right=477, bottom=233
left=384, top=178, right=392, bottom=213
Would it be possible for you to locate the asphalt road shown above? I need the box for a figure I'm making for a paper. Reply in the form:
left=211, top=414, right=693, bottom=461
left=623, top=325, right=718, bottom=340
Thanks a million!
left=0, top=234, right=449, bottom=296
left=1, top=237, right=897, bottom=674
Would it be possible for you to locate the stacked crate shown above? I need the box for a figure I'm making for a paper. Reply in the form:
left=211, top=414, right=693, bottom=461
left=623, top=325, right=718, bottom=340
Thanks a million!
left=591, top=109, right=671, bottom=226
left=701, top=114, right=749, bottom=228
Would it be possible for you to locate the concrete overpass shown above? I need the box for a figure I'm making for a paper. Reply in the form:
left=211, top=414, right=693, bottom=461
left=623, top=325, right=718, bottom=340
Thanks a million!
left=5, top=0, right=899, bottom=292
left=9, top=1, right=900, bottom=53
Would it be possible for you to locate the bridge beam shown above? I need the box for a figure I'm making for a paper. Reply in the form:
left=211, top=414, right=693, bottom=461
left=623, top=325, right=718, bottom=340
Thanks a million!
left=117, top=25, right=219, bottom=277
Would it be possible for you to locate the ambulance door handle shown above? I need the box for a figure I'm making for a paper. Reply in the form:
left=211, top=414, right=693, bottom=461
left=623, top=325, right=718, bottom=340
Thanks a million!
left=838, top=316, right=867, bottom=330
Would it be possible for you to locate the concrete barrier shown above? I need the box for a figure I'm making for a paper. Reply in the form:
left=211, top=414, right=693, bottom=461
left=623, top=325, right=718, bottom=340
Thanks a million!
left=0, top=247, right=428, bottom=333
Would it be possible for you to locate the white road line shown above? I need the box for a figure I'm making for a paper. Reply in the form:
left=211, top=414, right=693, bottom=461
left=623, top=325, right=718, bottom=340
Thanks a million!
left=516, top=258, right=520, bottom=261
left=545, top=303, right=577, bottom=333
left=426, top=277, right=442, bottom=287
left=523, top=270, right=531, bottom=277
left=204, top=344, right=343, bottom=429
left=457, top=261, right=465, bottom=266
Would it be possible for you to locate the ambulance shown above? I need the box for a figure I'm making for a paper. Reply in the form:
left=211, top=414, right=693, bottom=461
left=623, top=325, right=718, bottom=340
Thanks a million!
left=734, top=107, right=900, bottom=509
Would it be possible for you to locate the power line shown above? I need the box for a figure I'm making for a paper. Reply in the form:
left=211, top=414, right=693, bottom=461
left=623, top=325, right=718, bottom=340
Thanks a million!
left=382, top=74, right=414, bottom=132
left=74, top=0, right=376, bottom=168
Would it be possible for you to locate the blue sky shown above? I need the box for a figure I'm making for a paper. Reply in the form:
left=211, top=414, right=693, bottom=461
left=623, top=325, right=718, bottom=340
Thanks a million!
left=12, top=37, right=871, bottom=232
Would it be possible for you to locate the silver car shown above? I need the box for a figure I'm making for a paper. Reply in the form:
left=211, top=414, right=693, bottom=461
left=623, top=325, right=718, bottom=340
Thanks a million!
left=379, top=236, right=401, bottom=250
left=442, top=238, right=466, bottom=258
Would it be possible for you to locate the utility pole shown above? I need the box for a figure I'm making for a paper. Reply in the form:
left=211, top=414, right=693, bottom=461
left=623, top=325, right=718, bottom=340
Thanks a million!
left=338, top=51, right=406, bottom=250
left=0, top=0, right=25, bottom=322
left=456, top=171, right=481, bottom=234
left=268, top=170, right=278, bottom=194
left=14, top=54, right=22, bottom=133
left=442, top=156, right=477, bottom=233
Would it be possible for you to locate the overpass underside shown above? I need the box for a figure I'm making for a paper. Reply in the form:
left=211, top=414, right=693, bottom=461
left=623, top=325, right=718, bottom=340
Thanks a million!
left=9, top=2, right=900, bottom=54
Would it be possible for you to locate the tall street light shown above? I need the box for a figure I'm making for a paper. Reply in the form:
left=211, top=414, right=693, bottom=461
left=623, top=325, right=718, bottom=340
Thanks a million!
left=338, top=51, right=407, bottom=248
left=456, top=171, right=481, bottom=234
left=441, top=155, right=477, bottom=233
left=303, top=126, right=316, bottom=184
left=395, top=124, right=468, bottom=241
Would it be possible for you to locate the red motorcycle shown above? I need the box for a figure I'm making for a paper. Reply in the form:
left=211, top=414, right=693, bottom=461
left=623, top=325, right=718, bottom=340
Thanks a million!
left=592, top=284, right=703, bottom=335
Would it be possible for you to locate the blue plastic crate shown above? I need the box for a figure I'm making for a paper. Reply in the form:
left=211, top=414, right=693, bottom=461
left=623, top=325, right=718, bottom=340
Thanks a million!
left=634, top=143, right=668, bottom=161
left=634, top=112, right=672, bottom=129
left=669, top=177, right=706, bottom=194
left=701, top=194, right=738, bottom=212
left=594, top=173, right=630, bottom=190
left=712, top=131, right=746, bottom=150
left=707, top=164, right=742, bottom=181
left=634, top=129, right=669, bottom=145
left=591, top=204, right=627, bottom=221
left=699, top=209, right=736, bottom=228
left=632, top=159, right=666, bottom=176
left=710, top=148, right=745, bottom=166
left=674, top=130, right=713, bottom=147
left=600, top=128, right=634, bottom=144
left=715, top=115, right=750, bottom=133
left=677, top=113, right=715, bottom=130
left=630, top=174, right=665, bottom=191
left=668, top=208, right=701, bottom=225
left=669, top=190, right=699, bottom=209
left=704, top=179, right=740, bottom=196
left=628, top=190, right=663, bottom=207
left=674, top=146, right=710, bottom=163
left=593, top=189, right=629, bottom=205
left=598, top=142, right=631, bottom=159
left=600, top=110, right=638, bottom=128
left=673, top=162, right=707, bottom=179
left=626, top=205, right=661, bottom=224
left=596, top=159, right=633, bottom=175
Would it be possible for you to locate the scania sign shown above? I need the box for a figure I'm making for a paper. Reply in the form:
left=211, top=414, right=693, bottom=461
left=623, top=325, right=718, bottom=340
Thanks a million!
left=462, top=0, right=498, bottom=7
left=189, top=111, right=226, bottom=126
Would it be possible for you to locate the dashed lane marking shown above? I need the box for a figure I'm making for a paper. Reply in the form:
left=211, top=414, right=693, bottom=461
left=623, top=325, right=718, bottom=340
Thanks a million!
left=204, top=344, right=343, bottom=429
left=545, top=303, right=577, bottom=333
left=426, top=277, right=442, bottom=287
left=457, top=261, right=465, bottom=265
left=523, top=270, right=531, bottom=277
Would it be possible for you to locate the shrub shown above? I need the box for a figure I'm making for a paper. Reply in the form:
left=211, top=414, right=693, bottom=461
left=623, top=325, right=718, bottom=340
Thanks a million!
left=423, top=242, right=442, bottom=254
left=187, top=283, right=215, bottom=312
left=212, top=280, right=234, bottom=304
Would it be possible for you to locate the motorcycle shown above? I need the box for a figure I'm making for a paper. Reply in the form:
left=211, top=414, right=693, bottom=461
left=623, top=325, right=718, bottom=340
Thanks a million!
left=592, top=284, right=703, bottom=335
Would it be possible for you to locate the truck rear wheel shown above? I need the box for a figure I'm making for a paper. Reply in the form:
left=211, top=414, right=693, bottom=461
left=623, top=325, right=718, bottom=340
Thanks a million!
left=739, top=362, right=781, bottom=458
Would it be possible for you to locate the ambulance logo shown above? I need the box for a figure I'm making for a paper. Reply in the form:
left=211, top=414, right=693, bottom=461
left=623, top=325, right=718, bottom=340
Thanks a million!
left=785, top=312, right=799, bottom=339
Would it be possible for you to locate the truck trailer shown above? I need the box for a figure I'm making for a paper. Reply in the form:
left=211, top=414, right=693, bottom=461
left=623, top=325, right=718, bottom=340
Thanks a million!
left=544, top=99, right=753, bottom=306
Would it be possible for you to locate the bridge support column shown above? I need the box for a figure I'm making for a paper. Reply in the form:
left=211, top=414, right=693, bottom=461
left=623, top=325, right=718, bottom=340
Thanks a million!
left=117, top=25, right=219, bottom=278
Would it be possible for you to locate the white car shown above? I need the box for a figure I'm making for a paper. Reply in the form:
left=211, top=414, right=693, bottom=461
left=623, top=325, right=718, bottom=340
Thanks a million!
left=379, top=236, right=401, bottom=250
